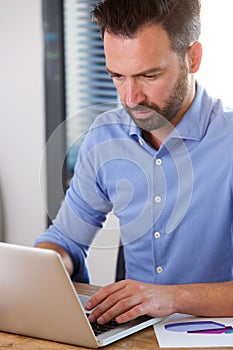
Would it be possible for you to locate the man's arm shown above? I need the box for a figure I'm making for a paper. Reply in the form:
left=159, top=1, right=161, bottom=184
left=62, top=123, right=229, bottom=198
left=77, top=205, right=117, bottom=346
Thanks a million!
left=36, top=242, right=74, bottom=277
left=85, top=279, right=233, bottom=324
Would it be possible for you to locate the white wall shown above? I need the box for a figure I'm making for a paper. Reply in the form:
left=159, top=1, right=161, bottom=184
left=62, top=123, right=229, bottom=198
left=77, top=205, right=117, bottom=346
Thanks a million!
left=0, top=0, right=47, bottom=245
left=87, top=213, right=120, bottom=286
left=197, top=0, right=233, bottom=106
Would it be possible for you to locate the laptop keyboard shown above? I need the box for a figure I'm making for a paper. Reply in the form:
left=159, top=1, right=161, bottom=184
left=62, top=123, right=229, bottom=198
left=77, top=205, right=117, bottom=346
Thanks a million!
left=88, top=317, right=126, bottom=336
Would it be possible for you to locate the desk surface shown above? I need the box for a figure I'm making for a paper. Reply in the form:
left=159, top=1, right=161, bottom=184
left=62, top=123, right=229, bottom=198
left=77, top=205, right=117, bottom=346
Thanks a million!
left=0, top=283, right=230, bottom=350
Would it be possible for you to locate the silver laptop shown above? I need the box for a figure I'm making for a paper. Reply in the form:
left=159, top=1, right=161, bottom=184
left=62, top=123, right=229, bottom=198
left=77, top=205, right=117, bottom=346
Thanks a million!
left=0, top=242, right=162, bottom=348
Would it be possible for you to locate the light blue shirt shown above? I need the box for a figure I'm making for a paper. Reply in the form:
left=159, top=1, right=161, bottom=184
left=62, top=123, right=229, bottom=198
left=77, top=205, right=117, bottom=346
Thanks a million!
left=35, top=83, right=233, bottom=284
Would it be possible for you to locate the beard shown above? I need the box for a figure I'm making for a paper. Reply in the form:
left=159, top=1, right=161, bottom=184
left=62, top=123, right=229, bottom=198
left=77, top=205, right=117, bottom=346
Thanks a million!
left=123, top=62, right=189, bottom=132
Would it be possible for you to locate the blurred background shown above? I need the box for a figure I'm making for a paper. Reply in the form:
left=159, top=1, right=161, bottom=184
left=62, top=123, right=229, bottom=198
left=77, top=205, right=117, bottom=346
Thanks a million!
left=0, top=0, right=232, bottom=285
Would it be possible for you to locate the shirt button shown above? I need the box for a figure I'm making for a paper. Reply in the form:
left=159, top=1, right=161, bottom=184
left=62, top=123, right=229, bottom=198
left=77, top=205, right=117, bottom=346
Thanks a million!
left=156, top=266, right=163, bottom=274
left=154, top=231, right=161, bottom=239
left=155, top=158, right=162, bottom=166
left=139, top=139, right=144, bottom=146
left=154, top=196, right=162, bottom=203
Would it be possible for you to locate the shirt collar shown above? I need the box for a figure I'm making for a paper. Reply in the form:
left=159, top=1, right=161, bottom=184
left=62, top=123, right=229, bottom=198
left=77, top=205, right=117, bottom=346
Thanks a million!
left=172, top=82, right=214, bottom=141
left=126, top=82, right=215, bottom=142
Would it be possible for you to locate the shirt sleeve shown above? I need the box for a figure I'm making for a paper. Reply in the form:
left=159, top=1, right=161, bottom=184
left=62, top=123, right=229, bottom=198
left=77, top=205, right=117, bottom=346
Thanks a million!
left=34, top=124, right=113, bottom=282
left=34, top=224, right=90, bottom=283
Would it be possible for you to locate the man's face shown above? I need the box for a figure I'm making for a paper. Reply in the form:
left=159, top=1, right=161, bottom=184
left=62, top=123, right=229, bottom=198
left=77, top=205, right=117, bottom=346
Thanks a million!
left=104, top=25, right=192, bottom=131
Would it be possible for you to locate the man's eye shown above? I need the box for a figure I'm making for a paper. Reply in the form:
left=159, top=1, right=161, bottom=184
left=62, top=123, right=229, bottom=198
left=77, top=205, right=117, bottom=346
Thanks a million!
left=111, top=74, right=124, bottom=80
left=144, top=74, right=159, bottom=80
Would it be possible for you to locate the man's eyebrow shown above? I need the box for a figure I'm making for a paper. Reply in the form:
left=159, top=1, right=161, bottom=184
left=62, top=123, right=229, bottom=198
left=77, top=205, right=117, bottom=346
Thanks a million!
left=106, top=67, right=163, bottom=77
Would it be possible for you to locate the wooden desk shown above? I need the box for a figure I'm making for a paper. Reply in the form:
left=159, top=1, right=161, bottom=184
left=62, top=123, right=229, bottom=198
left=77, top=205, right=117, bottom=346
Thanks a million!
left=0, top=283, right=230, bottom=350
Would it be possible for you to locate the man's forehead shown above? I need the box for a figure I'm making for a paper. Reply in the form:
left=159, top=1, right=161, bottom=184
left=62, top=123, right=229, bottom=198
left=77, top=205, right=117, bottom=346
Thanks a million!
left=104, top=26, right=177, bottom=76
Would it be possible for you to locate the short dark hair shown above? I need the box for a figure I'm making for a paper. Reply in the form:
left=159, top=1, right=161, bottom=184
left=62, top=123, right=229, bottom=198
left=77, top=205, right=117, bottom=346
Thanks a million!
left=92, top=0, right=201, bottom=57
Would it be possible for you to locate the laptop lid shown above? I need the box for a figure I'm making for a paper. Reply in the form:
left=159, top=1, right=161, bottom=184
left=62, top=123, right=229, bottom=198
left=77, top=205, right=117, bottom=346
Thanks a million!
left=0, top=243, right=162, bottom=347
left=0, top=242, right=99, bottom=348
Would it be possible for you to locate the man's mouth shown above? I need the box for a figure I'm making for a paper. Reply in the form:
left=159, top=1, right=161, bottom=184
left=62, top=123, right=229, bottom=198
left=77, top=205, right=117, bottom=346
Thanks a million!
left=125, top=105, right=154, bottom=119
left=131, top=109, right=152, bottom=119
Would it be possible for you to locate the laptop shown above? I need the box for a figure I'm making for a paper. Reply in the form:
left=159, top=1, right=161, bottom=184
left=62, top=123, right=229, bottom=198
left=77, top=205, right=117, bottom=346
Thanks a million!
left=0, top=242, right=162, bottom=348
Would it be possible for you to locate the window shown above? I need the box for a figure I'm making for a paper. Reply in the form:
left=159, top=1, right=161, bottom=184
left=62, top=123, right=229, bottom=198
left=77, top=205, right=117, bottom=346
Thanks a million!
left=63, top=0, right=119, bottom=176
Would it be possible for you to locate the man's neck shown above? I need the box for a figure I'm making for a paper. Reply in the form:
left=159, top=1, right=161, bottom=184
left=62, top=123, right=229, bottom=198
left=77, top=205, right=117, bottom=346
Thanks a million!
left=141, top=123, right=174, bottom=150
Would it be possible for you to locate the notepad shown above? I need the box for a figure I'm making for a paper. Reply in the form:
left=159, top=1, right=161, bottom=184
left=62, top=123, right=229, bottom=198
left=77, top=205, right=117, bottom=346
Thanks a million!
left=154, top=313, right=233, bottom=348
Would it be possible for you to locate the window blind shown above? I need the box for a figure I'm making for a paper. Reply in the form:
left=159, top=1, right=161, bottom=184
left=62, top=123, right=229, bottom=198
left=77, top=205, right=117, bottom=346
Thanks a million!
left=63, top=0, right=118, bottom=173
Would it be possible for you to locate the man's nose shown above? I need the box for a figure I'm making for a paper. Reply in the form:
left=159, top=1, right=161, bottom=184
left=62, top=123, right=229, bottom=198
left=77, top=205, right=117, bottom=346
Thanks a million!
left=125, top=79, right=145, bottom=108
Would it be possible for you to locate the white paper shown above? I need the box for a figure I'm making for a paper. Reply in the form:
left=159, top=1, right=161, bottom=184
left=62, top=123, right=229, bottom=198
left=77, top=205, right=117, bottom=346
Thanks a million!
left=154, top=313, right=233, bottom=348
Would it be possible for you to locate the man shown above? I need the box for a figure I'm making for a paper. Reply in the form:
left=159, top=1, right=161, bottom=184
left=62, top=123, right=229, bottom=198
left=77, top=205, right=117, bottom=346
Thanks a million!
left=35, top=0, right=233, bottom=324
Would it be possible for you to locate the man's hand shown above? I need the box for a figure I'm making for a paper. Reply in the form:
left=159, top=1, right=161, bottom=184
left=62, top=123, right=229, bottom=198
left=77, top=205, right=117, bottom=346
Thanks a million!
left=85, top=279, right=178, bottom=324
left=85, top=279, right=233, bottom=325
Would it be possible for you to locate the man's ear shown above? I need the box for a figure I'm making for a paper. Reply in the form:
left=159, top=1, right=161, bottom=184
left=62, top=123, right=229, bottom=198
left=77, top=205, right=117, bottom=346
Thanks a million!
left=188, top=41, right=203, bottom=73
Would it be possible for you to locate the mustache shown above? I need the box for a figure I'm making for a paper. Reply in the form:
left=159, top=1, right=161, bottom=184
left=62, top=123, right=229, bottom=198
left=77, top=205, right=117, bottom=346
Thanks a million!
left=124, top=102, right=161, bottom=113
